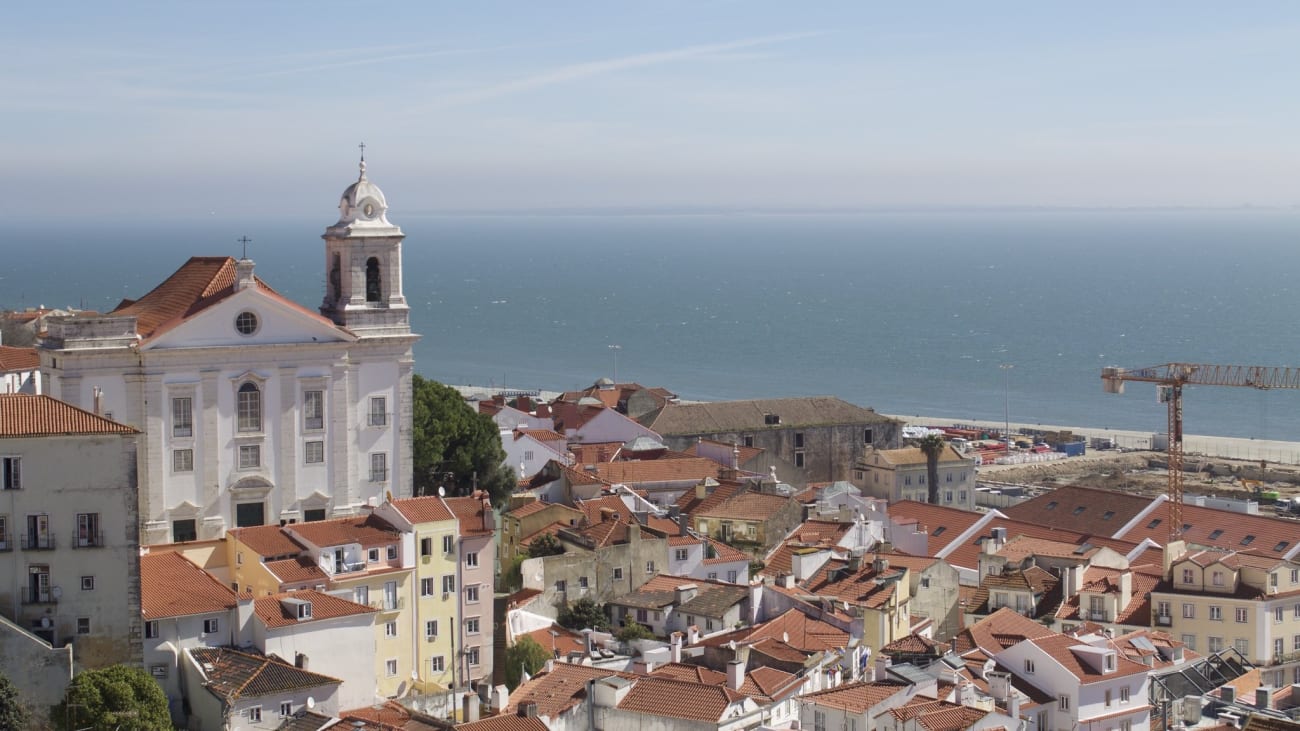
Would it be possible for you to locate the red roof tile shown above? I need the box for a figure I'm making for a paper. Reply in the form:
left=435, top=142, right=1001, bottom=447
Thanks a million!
left=590, top=457, right=725, bottom=485
left=952, top=607, right=1055, bottom=656
left=800, top=680, right=911, bottom=713
left=886, top=501, right=988, bottom=557
left=192, top=646, right=341, bottom=699
left=616, top=676, right=748, bottom=722
left=141, top=551, right=237, bottom=619
left=0, top=346, right=39, bottom=372
left=696, top=491, right=796, bottom=522
left=264, top=556, right=328, bottom=585
left=390, top=495, right=457, bottom=524
left=1120, top=500, right=1300, bottom=559
left=1026, top=634, right=1152, bottom=681
left=253, top=589, right=375, bottom=628
left=0, top=394, right=137, bottom=437
left=445, top=495, right=495, bottom=536
left=287, top=513, right=401, bottom=549
left=229, top=524, right=303, bottom=558
left=1003, top=485, right=1154, bottom=537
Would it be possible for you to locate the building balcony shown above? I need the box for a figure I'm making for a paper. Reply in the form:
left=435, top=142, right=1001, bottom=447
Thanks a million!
left=73, top=533, right=106, bottom=549
left=370, top=597, right=405, bottom=613
left=332, top=562, right=367, bottom=575
left=23, top=589, right=56, bottom=605
left=1089, top=611, right=1109, bottom=622
left=1156, top=615, right=1172, bottom=626
left=21, top=533, right=55, bottom=550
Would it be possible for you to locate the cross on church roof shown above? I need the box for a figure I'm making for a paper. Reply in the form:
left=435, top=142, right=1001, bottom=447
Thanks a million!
left=237, top=235, right=252, bottom=260
left=358, top=141, right=367, bottom=178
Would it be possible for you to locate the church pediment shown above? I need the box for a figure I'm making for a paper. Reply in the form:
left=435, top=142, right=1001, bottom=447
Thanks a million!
left=142, top=286, right=355, bottom=350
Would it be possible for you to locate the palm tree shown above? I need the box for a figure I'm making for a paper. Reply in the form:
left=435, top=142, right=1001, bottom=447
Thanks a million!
left=919, top=433, right=946, bottom=505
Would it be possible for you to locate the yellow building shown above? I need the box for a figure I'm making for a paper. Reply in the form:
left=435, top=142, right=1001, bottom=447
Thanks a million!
left=794, top=555, right=912, bottom=650
left=1153, top=543, right=1300, bottom=688
left=375, top=496, right=462, bottom=692
left=224, top=516, right=417, bottom=698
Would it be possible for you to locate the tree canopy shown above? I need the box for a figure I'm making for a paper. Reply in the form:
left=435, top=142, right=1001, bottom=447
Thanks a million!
left=53, top=664, right=171, bottom=731
left=556, top=598, right=609, bottom=632
left=0, top=672, right=30, bottom=731
left=411, top=374, right=515, bottom=506
left=919, top=433, right=946, bottom=505
left=616, top=621, right=653, bottom=643
left=504, top=636, right=553, bottom=690
left=527, top=531, right=566, bottom=558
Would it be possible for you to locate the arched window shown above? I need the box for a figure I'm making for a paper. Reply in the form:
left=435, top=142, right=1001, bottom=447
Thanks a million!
left=237, top=382, right=261, bottom=432
left=365, top=257, right=381, bottom=303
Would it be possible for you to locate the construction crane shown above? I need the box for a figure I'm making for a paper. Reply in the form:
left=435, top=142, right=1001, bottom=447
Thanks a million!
left=1101, top=363, right=1300, bottom=543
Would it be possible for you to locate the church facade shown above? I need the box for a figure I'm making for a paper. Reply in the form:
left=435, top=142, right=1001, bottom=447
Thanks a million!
left=39, top=159, right=418, bottom=545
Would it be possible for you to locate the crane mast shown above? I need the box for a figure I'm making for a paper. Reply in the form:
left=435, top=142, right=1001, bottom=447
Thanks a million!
left=1101, top=363, right=1300, bottom=543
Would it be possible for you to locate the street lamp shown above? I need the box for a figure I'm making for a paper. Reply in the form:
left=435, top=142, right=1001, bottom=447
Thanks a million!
left=999, top=363, right=1014, bottom=446
left=608, top=344, right=621, bottom=383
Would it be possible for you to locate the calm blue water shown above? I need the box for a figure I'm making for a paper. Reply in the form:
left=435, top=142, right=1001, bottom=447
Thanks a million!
left=6, top=210, right=1300, bottom=439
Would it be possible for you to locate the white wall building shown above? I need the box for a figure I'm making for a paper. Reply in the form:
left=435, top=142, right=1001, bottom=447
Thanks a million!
left=39, top=158, right=419, bottom=544
left=249, top=590, right=378, bottom=710
left=855, top=445, right=977, bottom=510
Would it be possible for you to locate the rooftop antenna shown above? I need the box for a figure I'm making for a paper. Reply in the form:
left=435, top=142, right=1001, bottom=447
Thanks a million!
left=237, top=235, right=252, bottom=261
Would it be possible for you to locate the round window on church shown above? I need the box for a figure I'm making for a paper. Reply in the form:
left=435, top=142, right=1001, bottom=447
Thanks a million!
left=235, top=311, right=259, bottom=335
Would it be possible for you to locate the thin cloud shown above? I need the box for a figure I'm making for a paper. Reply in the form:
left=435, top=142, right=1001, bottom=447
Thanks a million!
left=427, top=31, right=825, bottom=109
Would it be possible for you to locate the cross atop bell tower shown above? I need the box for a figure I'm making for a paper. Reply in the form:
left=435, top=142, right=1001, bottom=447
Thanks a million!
left=320, top=150, right=411, bottom=336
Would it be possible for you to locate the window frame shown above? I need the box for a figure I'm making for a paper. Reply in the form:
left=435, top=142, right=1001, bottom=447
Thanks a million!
left=369, top=396, right=388, bottom=427
left=172, top=396, right=193, bottom=438
left=237, top=382, right=262, bottom=433
left=304, top=440, right=325, bottom=464
left=303, top=390, right=324, bottom=431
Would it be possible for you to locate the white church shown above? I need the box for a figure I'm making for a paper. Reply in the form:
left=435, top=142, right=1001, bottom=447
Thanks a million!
left=39, top=158, right=418, bottom=545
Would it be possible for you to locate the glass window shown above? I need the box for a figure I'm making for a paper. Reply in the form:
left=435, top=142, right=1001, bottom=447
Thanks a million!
left=385, top=659, right=397, bottom=676
left=426, top=620, right=438, bottom=638
left=304, top=509, right=326, bottom=522
left=442, top=575, right=455, bottom=593
left=239, top=444, right=260, bottom=469
left=145, top=621, right=159, bottom=639
left=369, top=397, right=388, bottom=427
left=173, top=449, right=194, bottom=472
left=1, top=457, right=21, bottom=490
left=172, top=397, right=192, bottom=437
left=237, top=382, right=261, bottom=432
left=1236, top=607, right=1249, bottom=623
left=421, top=578, right=434, bottom=596
left=303, top=390, right=324, bottom=430
left=370, top=453, right=387, bottom=482
left=234, top=502, right=264, bottom=528
left=304, top=441, right=324, bottom=464
left=466, top=585, right=480, bottom=602
left=172, top=519, right=197, bottom=542
left=466, top=617, right=480, bottom=634
left=466, top=552, right=479, bottom=567
left=430, top=656, right=444, bottom=672
left=235, top=311, right=258, bottom=335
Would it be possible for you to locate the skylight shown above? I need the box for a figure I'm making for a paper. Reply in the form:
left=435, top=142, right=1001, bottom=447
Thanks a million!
left=1146, top=519, right=1162, bottom=529
left=1046, top=501, right=1058, bottom=511
left=1241, top=535, right=1256, bottom=546
left=1274, top=541, right=1289, bottom=553
left=1102, top=511, right=1115, bottom=520
left=1073, top=506, right=1086, bottom=515
left=1208, top=529, right=1224, bottom=540
left=932, top=526, right=947, bottom=537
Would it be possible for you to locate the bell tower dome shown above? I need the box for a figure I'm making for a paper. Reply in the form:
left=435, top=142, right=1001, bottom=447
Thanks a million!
left=321, top=149, right=410, bottom=335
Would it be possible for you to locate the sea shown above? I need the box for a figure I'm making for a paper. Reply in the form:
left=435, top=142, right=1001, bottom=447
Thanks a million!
left=5, top=209, right=1300, bottom=440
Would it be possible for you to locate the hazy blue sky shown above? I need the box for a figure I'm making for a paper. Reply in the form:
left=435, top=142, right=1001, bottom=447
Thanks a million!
left=5, top=2, right=1300, bottom=216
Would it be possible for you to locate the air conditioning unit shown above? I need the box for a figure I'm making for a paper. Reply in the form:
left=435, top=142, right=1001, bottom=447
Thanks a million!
left=422, top=556, right=432, bottom=565
left=426, top=635, right=438, bottom=643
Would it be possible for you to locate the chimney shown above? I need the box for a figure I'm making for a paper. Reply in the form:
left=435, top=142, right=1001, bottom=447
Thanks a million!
left=779, top=573, right=795, bottom=589
left=463, top=694, right=480, bottom=723
left=675, top=584, right=699, bottom=605
left=872, top=557, right=889, bottom=574
left=957, top=680, right=973, bottom=707
left=1119, top=570, right=1133, bottom=609
left=92, top=387, right=103, bottom=416
left=687, top=625, right=700, bottom=644
left=516, top=395, right=533, bottom=412
left=1009, top=692, right=1021, bottom=720
left=517, top=702, right=539, bottom=718
left=727, top=660, right=744, bottom=690
left=732, top=443, right=741, bottom=469
left=536, top=404, right=551, bottom=418
left=696, top=482, right=708, bottom=500
left=235, top=594, right=255, bottom=647
left=482, top=499, right=495, bottom=532
left=1163, top=539, right=1187, bottom=579
left=1060, top=566, right=1073, bottom=601
left=678, top=513, right=690, bottom=537
left=583, top=629, right=594, bottom=657
left=235, top=257, right=256, bottom=291
left=1221, top=685, right=1236, bottom=704
left=1256, top=687, right=1272, bottom=711
left=670, top=632, right=683, bottom=664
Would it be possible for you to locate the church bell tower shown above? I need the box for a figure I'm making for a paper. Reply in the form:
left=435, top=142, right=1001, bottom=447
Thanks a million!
left=321, top=148, right=411, bottom=336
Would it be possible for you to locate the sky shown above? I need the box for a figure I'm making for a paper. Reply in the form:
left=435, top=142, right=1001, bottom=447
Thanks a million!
left=4, top=2, right=1300, bottom=216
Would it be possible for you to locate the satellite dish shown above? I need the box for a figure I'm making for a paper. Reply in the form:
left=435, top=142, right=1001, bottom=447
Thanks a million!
left=438, top=486, right=446, bottom=497
left=306, top=697, right=315, bottom=710
left=40, top=617, right=52, bottom=629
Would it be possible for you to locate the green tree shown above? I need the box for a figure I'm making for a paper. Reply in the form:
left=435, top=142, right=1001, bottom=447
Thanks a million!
left=0, top=313, right=35, bottom=348
left=53, top=664, right=171, bottom=731
left=616, top=621, right=653, bottom=643
left=412, top=375, right=515, bottom=506
left=556, top=598, right=609, bottom=631
left=919, top=433, right=946, bottom=505
left=504, top=636, right=553, bottom=690
left=527, top=532, right=565, bottom=558
left=0, top=672, right=31, bottom=731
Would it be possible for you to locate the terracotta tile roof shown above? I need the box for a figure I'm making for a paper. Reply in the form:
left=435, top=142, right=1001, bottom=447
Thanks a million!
left=1108, top=628, right=1197, bottom=668
left=141, top=551, right=237, bottom=619
left=458, top=715, right=549, bottom=731
left=229, top=525, right=303, bottom=559
left=887, top=697, right=992, bottom=731
left=252, top=589, right=375, bottom=629
left=798, top=561, right=908, bottom=610
left=649, top=661, right=801, bottom=703
left=576, top=495, right=635, bottom=524
left=952, top=607, right=1055, bottom=656
left=799, top=680, right=911, bottom=713
left=946, top=518, right=1139, bottom=574
left=995, top=535, right=1102, bottom=562
left=111, top=256, right=338, bottom=341
left=506, top=500, right=557, bottom=519
left=567, top=442, right=623, bottom=463
left=590, top=457, right=725, bottom=486
left=683, top=439, right=765, bottom=466
left=287, top=513, right=401, bottom=549
left=1025, top=633, right=1152, bottom=681
left=1053, top=565, right=1162, bottom=626
left=1003, top=485, right=1154, bottom=537
left=703, top=537, right=749, bottom=565
left=277, top=710, right=336, bottom=731
left=675, top=479, right=742, bottom=517
left=516, top=428, right=566, bottom=443
left=569, top=517, right=630, bottom=548
left=520, top=624, right=586, bottom=658
left=649, top=397, right=896, bottom=435
left=696, top=491, right=795, bottom=521
left=340, top=700, right=443, bottom=730
left=0, top=394, right=137, bottom=437
left=886, top=501, right=988, bottom=557
left=882, top=633, right=950, bottom=655
left=389, top=495, right=457, bottom=524
left=445, top=495, right=495, bottom=536
left=967, top=566, right=1060, bottom=616
left=616, top=676, right=747, bottom=721
left=0, top=346, right=39, bottom=372
left=702, top=607, right=848, bottom=653
left=507, top=664, right=635, bottom=717
left=1126, top=500, right=1300, bottom=558
left=507, top=587, right=543, bottom=609
left=264, top=556, right=328, bottom=585
left=611, top=575, right=748, bottom=617
left=547, top=401, right=607, bottom=432
left=191, top=647, right=341, bottom=700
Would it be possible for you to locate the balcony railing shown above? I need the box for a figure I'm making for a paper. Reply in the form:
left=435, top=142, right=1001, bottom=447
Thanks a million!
left=1156, top=615, right=1172, bottom=626
left=332, top=561, right=367, bottom=575
left=370, top=597, right=405, bottom=612
left=21, top=533, right=55, bottom=550
left=1089, top=611, right=1109, bottom=621
left=73, top=533, right=106, bottom=549
left=23, top=588, right=56, bottom=604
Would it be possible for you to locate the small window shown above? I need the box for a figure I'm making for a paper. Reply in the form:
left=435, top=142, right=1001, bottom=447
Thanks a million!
left=1045, top=501, right=1058, bottom=510
left=1236, top=607, right=1249, bottom=623
left=1059, top=695, right=1070, bottom=711
left=645, top=561, right=655, bottom=574
left=1208, top=529, right=1224, bottom=540
left=385, top=659, right=398, bottom=676
left=248, top=706, right=262, bottom=722
left=303, top=390, right=324, bottom=431
left=238, top=444, right=260, bottom=469
left=613, top=567, right=624, bottom=580
left=466, top=552, right=479, bottom=567
left=297, top=602, right=313, bottom=620
left=863, top=428, right=873, bottom=444
left=370, top=452, right=388, bottom=482
left=794, top=451, right=805, bottom=468
left=2, top=457, right=21, bottom=490
left=77, top=617, right=91, bottom=635
left=443, top=535, right=454, bottom=554
left=385, top=621, right=398, bottom=638
left=1024, top=659, right=1035, bottom=673
left=304, top=441, right=325, bottom=464
left=172, top=397, right=193, bottom=438
left=369, top=397, right=388, bottom=427
left=932, top=526, right=946, bottom=537
left=421, top=578, right=435, bottom=596
left=466, top=617, right=480, bottom=634
left=280, top=702, right=293, bottom=718
left=173, top=449, right=194, bottom=473
left=1241, top=535, right=1256, bottom=546
left=426, top=620, right=438, bottom=638
left=1146, top=518, right=1162, bottom=529
left=237, top=382, right=261, bottom=432
left=468, top=647, right=480, bottom=666
left=442, top=575, right=455, bottom=593
left=173, top=519, right=197, bottom=542
left=1275, top=542, right=1290, bottom=553
left=145, top=621, right=159, bottom=639
left=203, top=618, right=220, bottom=634
left=430, top=656, right=445, bottom=672
left=1072, top=506, right=1086, bottom=515
left=368, top=548, right=380, bottom=563
left=81, top=576, right=95, bottom=591
left=556, top=579, right=567, bottom=593
left=1102, top=510, right=1115, bottom=520
left=579, top=576, right=589, bottom=588
left=743, top=435, right=754, bottom=448
left=420, top=537, right=433, bottom=557
left=466, top=585, right=480, bottom=602
left=304, top=509, right=326, bottom=522
left=386, top=545, right=397, bottom=560
left=794, top=432, right=804, bottom=448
